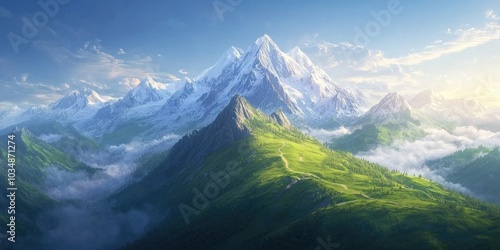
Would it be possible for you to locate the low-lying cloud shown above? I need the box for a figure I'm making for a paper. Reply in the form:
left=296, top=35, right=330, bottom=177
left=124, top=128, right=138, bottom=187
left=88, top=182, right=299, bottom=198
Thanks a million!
left=23, top=203, right=165, bottom=250
left=30, top=134, right=180, bottom=249
left=304, top=126, right=352, bottom=142
left=44, top=133, right=181, bottom=201
left=357, top=126, right=500, bottom=195
left=38, top=133, right=63, bottom=143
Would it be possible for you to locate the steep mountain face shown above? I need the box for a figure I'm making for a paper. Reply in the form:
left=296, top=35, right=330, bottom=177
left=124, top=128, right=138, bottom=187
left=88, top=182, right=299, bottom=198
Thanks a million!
left=153, top=34, right=362, bottom=133
left=164, top=95, right=257, bottom=171
left=409, top=89, right=486, bottom=124
left=0, top=105, right=26, bottom=130
left=1, top=87, right=115, bottom=130
left=0, top=105, right=22, bottom=119
left=357, top=92, right=419, bottom=125
left=3, top=35, right=361, bottom=139
left=50, top=87, right=110, bottom=111
left=332, top=93, right=424, bottom=154
left=408, top=89, right=443, bottom=109
left=121, top=76, right=169, bottom=105
left=115, top=96, right=500, bottom=250
left=86, top=76, right=173, bottom=136
left=0, top=127, right=94, bottom=238
left=270, top=108, right=292, bottom=129
left=427, top=146, right=500, bottom=204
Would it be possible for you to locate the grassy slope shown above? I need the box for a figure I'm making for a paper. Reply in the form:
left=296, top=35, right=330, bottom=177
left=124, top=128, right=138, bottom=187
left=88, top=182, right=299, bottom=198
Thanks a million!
left=0, top=121, right=102, bottom=158
left=330, top=123, right=424, bottom=154
left=0, top=129, right=94, bottom=236
left=122, top=117, right=500, bottom=250
left=427, top=146, right=500, bottom=204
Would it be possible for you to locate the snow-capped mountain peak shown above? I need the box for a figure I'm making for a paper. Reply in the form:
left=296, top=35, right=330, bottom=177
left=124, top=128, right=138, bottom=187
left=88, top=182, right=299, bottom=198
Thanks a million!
left=359, top=92, right=418, bottom=124
left=124, top=76, right=170, bottom=105
left=156, top=34, right=363, bottom=132
left=408, top=89, right=488, bottom=124
left=6, top=105, right=21, bottom=114
left=196, top=46, right=244, bottom=81
left=140, top=75, right=167, bottom=90
left=287, top=46, right=315, bottom=71
left=253, top=34, right=275, bottom=48
left=377, top=92, right=413, bottom=112
left=241, top=34, right=307, bottom=78
left=0, top=105, right=22, bottom=119
left=409, top=89, right=443, bottom=109
left=50, top=87, right=109, bottom=110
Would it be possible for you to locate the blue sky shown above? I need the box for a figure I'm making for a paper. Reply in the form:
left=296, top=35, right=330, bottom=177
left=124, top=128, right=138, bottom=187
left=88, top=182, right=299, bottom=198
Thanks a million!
left=1, top=0, right=499, bottom=108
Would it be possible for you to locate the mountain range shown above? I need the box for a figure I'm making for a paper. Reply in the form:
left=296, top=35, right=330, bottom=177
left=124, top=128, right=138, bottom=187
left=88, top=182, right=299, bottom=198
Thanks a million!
left=330, top=88, right=496, bottom=154
left=113, top=95, right=500, bottom=249
left=0, top=34, right=499, bottom=249
left=0, top=35, right=364, bottom=141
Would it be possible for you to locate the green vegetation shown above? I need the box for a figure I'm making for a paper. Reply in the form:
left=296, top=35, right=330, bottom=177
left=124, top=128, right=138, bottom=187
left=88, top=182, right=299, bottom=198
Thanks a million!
left=330, top=123, right=424, bottom=154
left=120, top=111, right=500, bottom=249
left=1, top=121, right=102, bottom=157
left=427, top=146, right=500, bottom=204
left=0, top=128, right=94, bottom=236
left=426, top=146, right=492, bottom=172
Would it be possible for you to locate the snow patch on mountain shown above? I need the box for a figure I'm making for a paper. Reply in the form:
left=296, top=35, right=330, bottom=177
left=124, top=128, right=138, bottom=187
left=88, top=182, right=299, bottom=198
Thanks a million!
left=358, top=92, right=418, bottom=124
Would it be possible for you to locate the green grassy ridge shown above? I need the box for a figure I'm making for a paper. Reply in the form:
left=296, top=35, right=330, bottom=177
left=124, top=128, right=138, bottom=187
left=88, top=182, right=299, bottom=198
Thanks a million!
left=426, top=146, right=492, bottom=172
left=427, top=146, right=500, bottom=204
left=448, top=148, right=500, bottom=204
left=16, top=129, right=96, bottom=181
left=121, top=115, right=500, bottom=249
left=330, top=123, right=425, bottom=154
left=0, top=129, right=95, bottom=236
left=1, top=121, right=102, bottom=157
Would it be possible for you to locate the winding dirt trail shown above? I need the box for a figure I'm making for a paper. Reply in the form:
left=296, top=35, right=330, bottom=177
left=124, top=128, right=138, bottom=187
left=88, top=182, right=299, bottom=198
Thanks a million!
left=278, top=143, right=318, bottom=178
left=278, top=143, right=349, bottom=191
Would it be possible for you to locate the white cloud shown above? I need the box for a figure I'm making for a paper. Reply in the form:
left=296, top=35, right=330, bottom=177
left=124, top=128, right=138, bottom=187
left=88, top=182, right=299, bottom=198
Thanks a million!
left=486, top=9, right=500, bottom=20
left=38, top=134, right=64, bottom=143
left=385, top=22, right=500, bottom=66
left=20, top=73, right=29, bottom=82
left=74, top=41, right=151, bottom=79
left=167, top=74, right=180, bottom=81
left=305, top=14, right=500, bottom=71
left=34, top=40, right=160, bottom=83
left=304, top=127, right=352, bottom=142
left=357, top=126, right=500, bottom=195
left=119, top=77, right=141, bottom=90
left=45, top=134, right=181, bottom=201
left=78, top=79, right=109, bottom=90
left=317, top=21, right=500, bottom=72
left=300, top=14, right=500, bottom=107
left=179, top=69, right=188, bottom=75
left=10, top=73, right=68, bottom=105
left=117, top=48, right=126, bottom=55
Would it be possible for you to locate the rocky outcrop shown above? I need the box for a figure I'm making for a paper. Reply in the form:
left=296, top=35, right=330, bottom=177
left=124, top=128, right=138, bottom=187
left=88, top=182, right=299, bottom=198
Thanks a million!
left=270, top=108, right=292, bottom=129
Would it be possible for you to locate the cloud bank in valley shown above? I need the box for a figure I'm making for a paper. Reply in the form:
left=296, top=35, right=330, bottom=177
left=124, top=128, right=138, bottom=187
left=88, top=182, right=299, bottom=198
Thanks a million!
left=28, top=204, right=165, bottom=250
left=30, top=134, right=180, bottom=249
left=44, top=134, right=181, bottom=201
left=304, top=126, right=352, bottom=143
left=357, top=126, right=500, bottom=195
